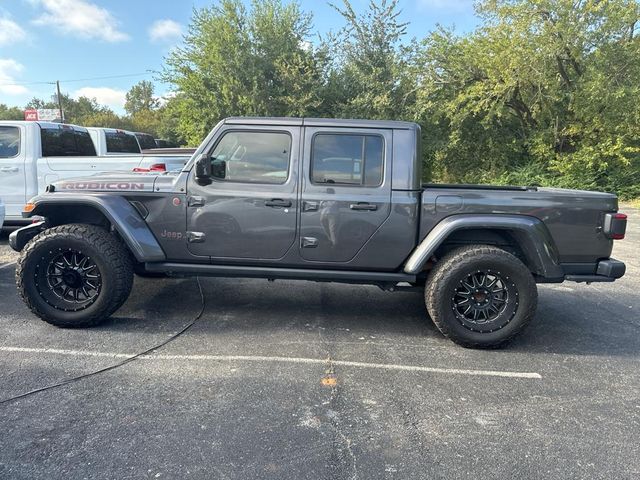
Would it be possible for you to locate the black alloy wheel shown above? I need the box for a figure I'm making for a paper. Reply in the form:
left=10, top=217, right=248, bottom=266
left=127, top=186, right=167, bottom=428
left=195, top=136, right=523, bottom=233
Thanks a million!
left=451, top=270, right=515, bottom=333
left=37, top=248, right=102, bottom=312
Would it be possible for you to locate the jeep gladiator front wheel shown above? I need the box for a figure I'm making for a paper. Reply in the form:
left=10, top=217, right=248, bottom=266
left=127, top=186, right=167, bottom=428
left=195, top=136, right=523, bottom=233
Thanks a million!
left=16, top=224, right=134, bottom=328
left=424, top=245, right=537, bottom=348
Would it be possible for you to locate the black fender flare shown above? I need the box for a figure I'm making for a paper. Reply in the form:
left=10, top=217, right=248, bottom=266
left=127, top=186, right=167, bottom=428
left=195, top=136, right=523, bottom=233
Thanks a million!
left=404, top=214, right=563, bottom=279
left=15, top=194, right=165, bottom=262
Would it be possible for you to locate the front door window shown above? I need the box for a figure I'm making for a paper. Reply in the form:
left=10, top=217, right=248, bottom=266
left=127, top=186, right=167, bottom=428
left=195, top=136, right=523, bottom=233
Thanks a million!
left=210, top=131, right=291, bottom=184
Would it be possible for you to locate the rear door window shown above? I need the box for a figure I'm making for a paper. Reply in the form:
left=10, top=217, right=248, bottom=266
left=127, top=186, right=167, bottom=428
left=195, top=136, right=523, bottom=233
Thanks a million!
left=0, top=126, right=20, bottom=157
left=41, top=126, right=97, bottom=157
left=105, top=131, right=141, bottom=154
left=311, top=134, right=384, bottom=186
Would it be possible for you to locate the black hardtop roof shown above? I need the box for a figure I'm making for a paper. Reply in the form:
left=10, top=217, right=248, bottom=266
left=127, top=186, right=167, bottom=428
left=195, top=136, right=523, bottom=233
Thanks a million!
left=223, top=116, right=419, bottom=130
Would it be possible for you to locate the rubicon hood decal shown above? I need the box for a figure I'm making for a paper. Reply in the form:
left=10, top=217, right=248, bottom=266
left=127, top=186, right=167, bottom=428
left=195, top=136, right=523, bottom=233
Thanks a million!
left=60, top=181, right=146, bottom=190
left=53, top=174, right=157, bottom=192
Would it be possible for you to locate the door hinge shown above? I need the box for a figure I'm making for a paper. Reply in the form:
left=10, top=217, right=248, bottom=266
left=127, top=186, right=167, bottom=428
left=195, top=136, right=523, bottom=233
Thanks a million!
left=188, top=196, right=205, bottom=207
left=187, top=231, right=206, bottom=243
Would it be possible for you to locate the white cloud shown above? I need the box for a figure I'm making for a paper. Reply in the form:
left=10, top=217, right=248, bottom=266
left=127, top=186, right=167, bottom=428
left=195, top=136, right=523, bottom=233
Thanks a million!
left=0, top=59, right=29, bottom=96
left=148, top=19, right=182, bottom=43
left=73, top=87, right=126, bottom=109
left=32, top=0, right=129, bottom=42
left=0, top=17, right=27, bottom=46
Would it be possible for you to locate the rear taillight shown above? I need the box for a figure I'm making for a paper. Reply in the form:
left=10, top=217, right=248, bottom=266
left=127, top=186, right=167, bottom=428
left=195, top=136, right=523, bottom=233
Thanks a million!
left=133, top=163, right=167, bottom=173
left=604, top=212, right=627, bottom=240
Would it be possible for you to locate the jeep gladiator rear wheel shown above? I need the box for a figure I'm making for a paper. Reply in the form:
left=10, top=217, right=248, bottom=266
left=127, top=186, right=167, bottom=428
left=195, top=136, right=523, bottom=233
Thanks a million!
left=17, top=224, right=133, bottom=327
left=425, top=245, right=537, bottom=348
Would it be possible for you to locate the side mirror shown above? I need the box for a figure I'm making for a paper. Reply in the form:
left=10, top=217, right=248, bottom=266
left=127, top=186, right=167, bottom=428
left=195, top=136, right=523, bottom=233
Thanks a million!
left=211, top=158, right=226, bottom=180
left=194, top=154, right=212, bottom=186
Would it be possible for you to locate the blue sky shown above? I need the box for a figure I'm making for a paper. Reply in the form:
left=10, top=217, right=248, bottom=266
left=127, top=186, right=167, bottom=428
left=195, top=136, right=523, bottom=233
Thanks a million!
left=0, top=0, right=478, bottom=114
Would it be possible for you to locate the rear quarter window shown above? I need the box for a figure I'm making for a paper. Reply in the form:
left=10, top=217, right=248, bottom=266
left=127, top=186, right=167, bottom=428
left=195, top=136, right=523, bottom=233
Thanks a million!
left=105, top=131, right=141, bottom=154
left=41, top=126, right=97, bottom=157
left=135, top=133, right=157, bottom=150
left=0, top=126, right=20, bottom=158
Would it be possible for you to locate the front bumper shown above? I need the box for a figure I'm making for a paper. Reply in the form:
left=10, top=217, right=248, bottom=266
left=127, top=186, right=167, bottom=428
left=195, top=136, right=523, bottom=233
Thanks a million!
left=565, top=258, right=626, bottom=283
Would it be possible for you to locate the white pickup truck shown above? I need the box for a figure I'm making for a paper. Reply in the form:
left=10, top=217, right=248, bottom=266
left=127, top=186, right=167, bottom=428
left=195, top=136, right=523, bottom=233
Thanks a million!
left=0, top=196, right=4, bottom=230
left=0, top=121, right=192, bottom=224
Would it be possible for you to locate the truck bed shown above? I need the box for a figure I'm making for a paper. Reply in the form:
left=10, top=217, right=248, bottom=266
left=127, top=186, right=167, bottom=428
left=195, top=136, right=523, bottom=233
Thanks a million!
left=420, top=185, right=618, bottom=264
left=423, top=183, right=537, bottom=192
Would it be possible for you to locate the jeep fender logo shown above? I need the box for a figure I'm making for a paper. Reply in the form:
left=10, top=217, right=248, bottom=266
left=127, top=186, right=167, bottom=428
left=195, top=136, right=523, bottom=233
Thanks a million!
left=60, top=182, right=145, bottom=190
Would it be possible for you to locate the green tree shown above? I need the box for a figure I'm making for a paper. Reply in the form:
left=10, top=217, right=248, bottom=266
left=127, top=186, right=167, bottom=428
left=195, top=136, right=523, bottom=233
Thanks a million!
left=82, top=111, right=133, bottom=131
left=124, top=80, right=160, bottom=115
left=161, top=0, right=324, bottom=144
left=329, top=0, right=413, bottom=120
left=25, top=93, right=113, bottom=125
left=411, top=0, right=640, bottom=196
left=0, top=104, right=24, bottom=120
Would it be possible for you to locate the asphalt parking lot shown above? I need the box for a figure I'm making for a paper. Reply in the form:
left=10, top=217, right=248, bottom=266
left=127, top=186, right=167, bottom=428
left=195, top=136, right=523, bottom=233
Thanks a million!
left=0, top=209, right=638, bottom=480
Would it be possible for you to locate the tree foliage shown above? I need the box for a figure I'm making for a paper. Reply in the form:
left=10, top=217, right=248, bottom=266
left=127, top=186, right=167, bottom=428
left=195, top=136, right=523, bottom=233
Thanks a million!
left=411, top=0, right=640, bottom=197
left=0, top=104, right=23, bottom=120
left=125, top=80, right=160, bottom=115
left=161, top=0, right=326, bottom=144
left=2, top=0, right=638, bottom=197
left=327, top=0, right=413, bottom=120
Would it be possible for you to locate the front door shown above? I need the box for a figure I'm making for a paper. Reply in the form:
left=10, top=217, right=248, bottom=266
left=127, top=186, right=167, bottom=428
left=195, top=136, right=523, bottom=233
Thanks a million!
left=299, top=127, right=392, bottom=263
left=186, top=126, right=300, bottom=260
left=0, top=125, right=26, bottom=219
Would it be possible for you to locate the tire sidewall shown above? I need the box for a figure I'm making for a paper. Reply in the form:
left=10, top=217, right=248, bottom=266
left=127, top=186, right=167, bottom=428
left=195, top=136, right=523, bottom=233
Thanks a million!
left=21, top=234, right=119, bottom=325
left=429, top=251, right=537, bottom=346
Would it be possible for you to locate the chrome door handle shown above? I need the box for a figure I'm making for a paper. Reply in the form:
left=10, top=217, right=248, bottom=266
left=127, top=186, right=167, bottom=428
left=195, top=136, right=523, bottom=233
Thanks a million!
left=303, top=201, right=319, bottom=212
left=349, top=203, right=377, bottom=211
left=301, top=237, right=318, bottom=248
left=0, top=167, right=18, bottom=173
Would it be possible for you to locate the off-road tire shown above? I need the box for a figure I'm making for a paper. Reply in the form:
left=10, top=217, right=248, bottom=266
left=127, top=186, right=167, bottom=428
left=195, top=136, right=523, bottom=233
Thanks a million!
left=425, top=245, right=537, bottom=348
left=16, top=224, right=134, bottom=327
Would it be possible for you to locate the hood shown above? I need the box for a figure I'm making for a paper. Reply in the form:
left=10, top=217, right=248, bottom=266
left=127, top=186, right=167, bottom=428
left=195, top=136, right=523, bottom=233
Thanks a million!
left=52, top=172, right=160, bottom=193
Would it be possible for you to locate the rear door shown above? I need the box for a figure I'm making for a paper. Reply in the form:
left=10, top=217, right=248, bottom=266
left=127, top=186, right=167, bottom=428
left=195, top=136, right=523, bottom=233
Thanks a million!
left=0, top=125, right=26, bottom=218
left=299, top=127, right=392, bottom=263
left=186, top=125, right=300, bottom=260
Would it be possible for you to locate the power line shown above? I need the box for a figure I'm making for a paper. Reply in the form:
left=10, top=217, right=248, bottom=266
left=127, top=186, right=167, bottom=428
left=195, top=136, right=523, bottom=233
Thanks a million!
left=0, top=71, right=156, bottom=87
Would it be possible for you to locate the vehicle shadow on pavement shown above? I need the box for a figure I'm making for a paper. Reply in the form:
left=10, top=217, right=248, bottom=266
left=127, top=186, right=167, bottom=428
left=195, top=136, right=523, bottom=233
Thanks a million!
left=3, top=267, right=639, bottom=358
left=105, top=276, right=439, bottom=339
left=108, top=276, right=640, bottom=358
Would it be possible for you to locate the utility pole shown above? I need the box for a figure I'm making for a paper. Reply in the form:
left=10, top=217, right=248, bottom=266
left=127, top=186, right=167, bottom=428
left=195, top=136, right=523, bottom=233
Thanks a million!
left=55, top=80, right=64, bottom=122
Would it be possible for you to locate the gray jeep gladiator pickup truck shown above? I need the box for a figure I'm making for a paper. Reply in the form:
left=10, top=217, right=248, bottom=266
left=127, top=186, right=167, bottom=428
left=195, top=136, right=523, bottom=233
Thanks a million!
left=9, top=117, right=628, bottom=348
